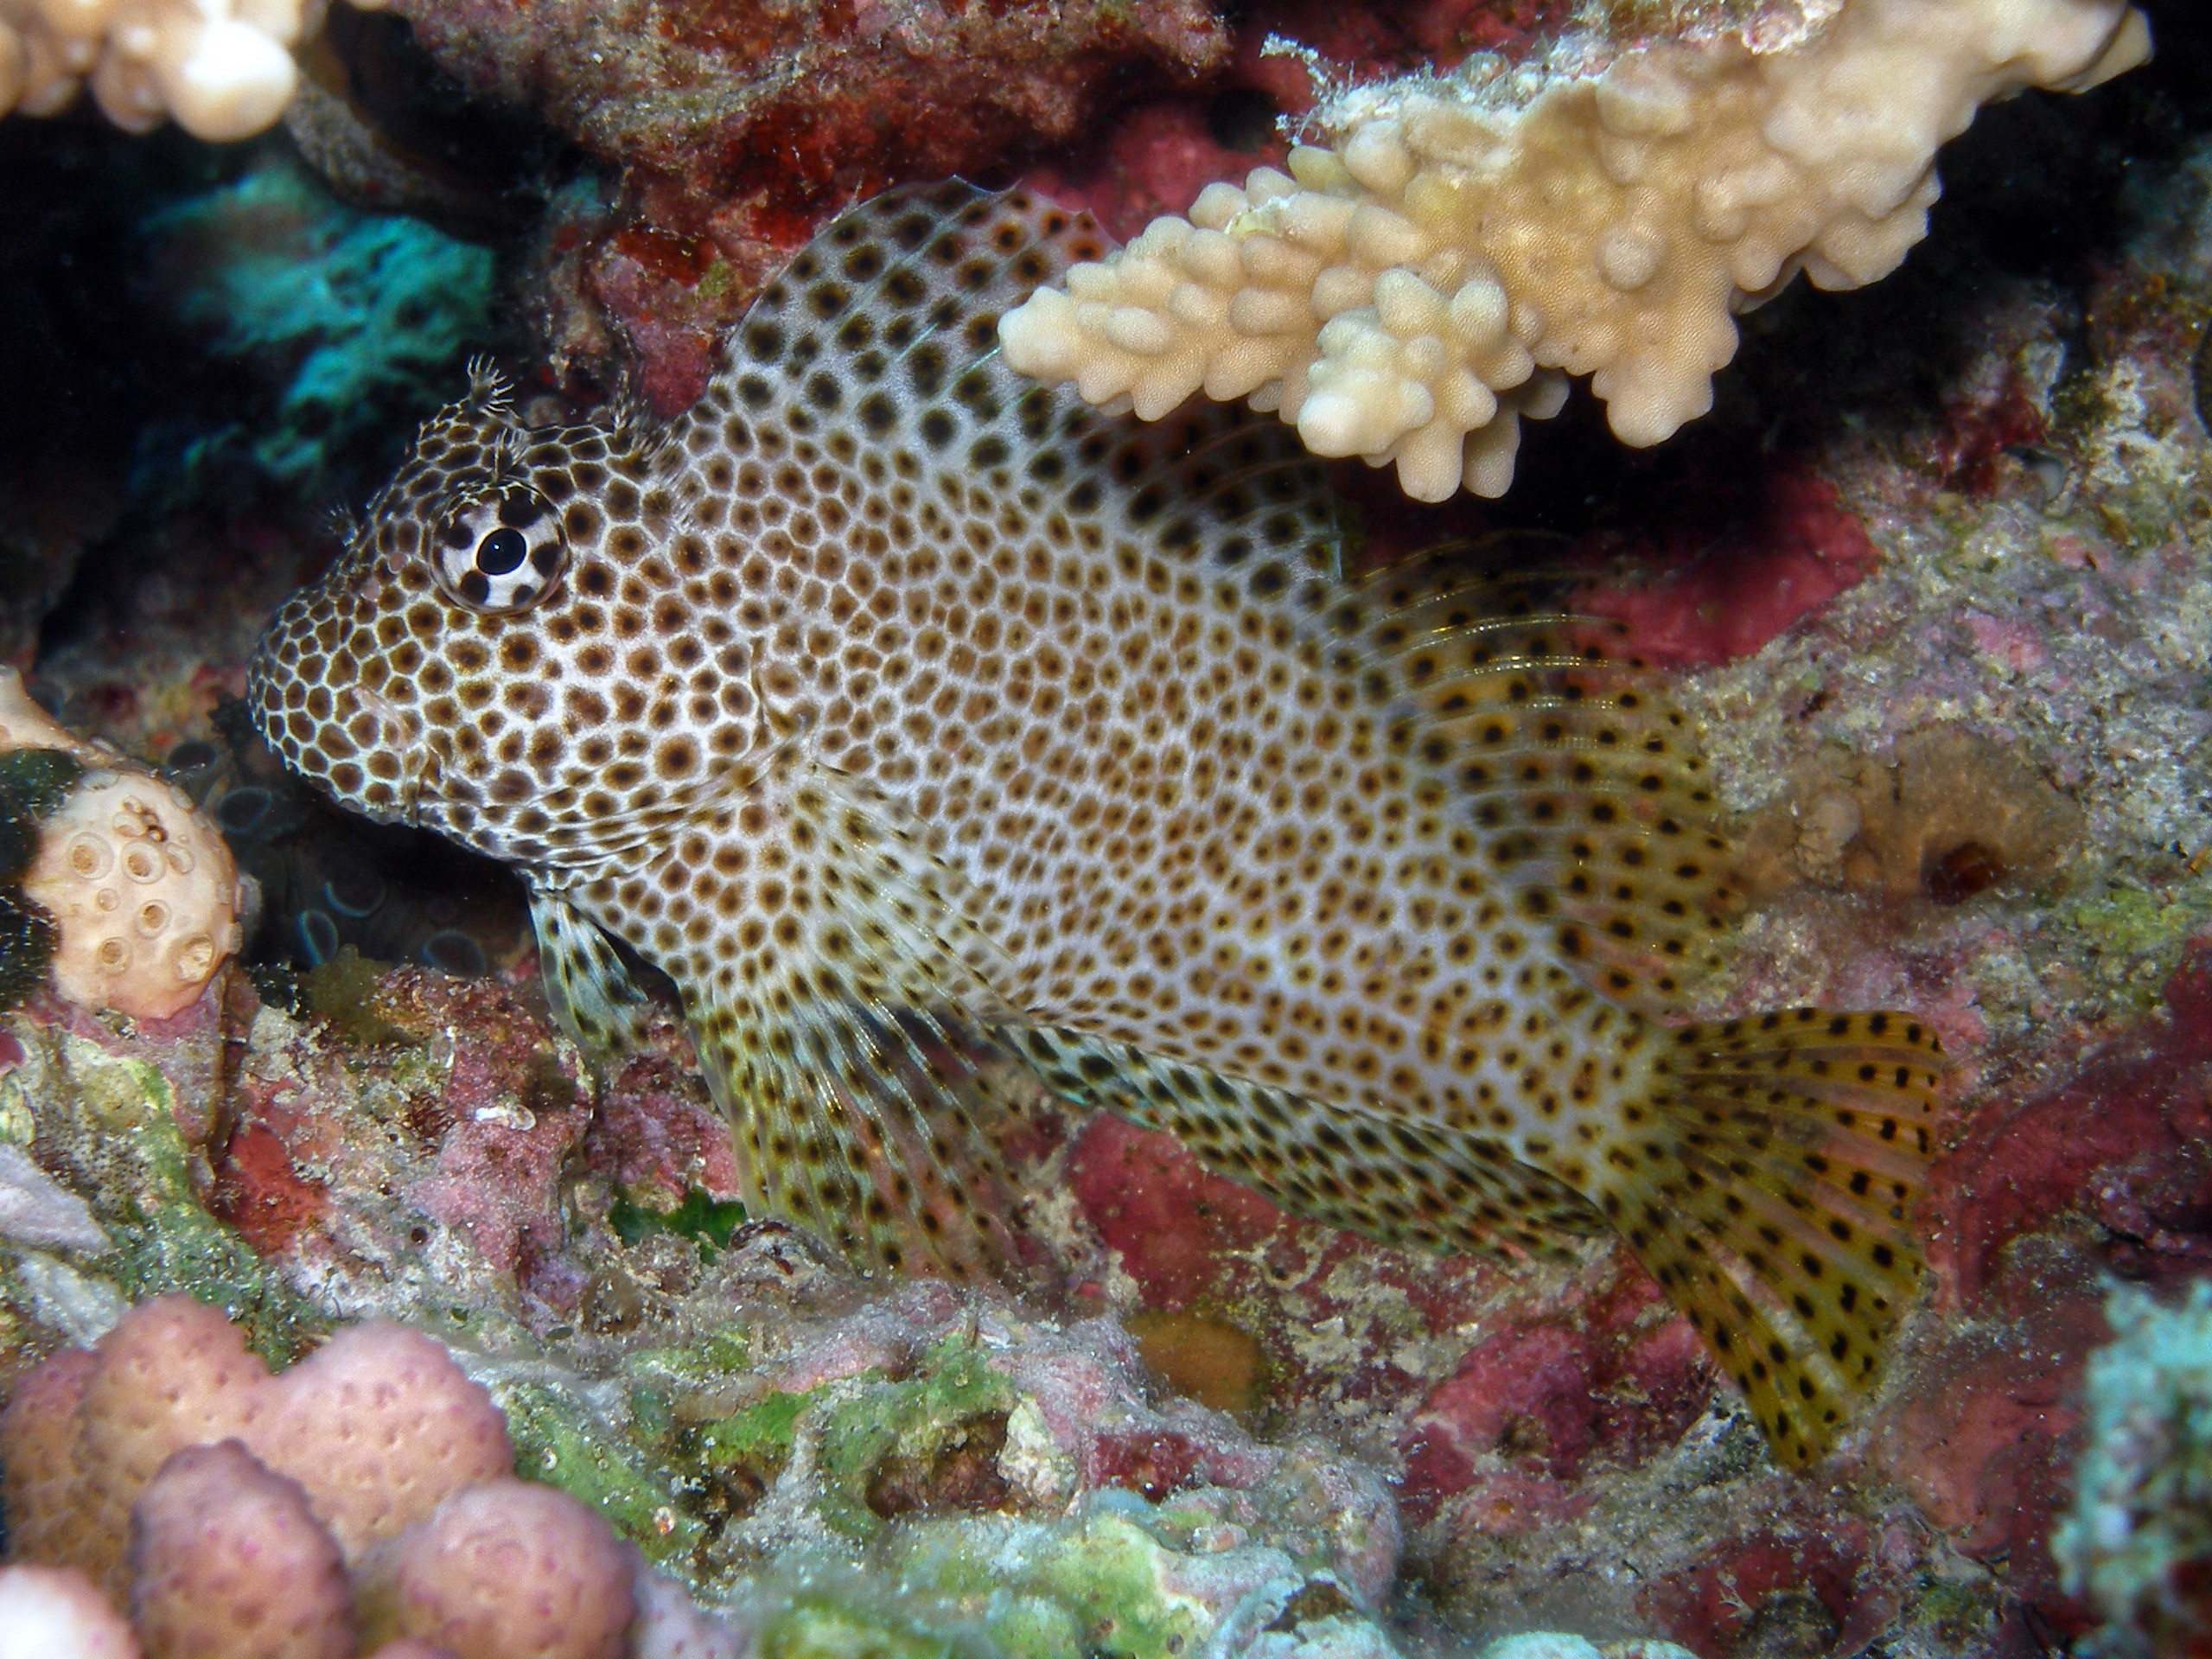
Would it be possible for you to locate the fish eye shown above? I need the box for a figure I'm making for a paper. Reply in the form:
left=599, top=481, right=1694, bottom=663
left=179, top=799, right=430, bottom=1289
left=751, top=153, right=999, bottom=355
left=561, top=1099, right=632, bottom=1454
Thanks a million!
left=477, top=527, right=528, bottom=574
left=431, top=485, right=569, bottom=614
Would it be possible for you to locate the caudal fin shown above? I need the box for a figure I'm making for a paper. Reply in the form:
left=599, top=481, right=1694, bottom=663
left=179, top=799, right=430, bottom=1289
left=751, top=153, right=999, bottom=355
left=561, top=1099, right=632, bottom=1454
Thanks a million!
left=1591, top=1009, right=1946, bottom=1464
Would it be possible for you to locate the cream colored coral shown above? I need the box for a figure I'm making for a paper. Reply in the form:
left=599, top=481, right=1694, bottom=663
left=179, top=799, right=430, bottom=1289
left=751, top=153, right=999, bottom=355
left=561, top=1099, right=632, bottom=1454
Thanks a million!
left=22, top=773, right=245, bottom=1021
left=0, top=670, right=244, bottom=1022
left=0, top=0, right=328, bottom=140
left=1000, top=0, right=2151, bottom=501
left=0, top=667, right=90, bottom=756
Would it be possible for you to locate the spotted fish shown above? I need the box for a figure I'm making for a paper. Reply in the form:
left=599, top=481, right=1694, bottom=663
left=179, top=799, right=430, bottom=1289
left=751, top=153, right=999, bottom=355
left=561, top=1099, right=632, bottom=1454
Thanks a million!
left=249, top=182, right=1945, bottom=1464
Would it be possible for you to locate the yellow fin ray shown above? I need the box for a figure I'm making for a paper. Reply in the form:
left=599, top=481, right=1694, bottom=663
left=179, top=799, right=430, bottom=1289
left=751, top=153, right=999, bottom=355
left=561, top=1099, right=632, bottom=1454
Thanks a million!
left=1594, top=1014, right=1944, bottom=1464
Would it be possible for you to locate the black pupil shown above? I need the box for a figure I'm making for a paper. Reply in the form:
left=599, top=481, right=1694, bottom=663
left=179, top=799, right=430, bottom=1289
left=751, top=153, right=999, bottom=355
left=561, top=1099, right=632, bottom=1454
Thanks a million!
left=476, top=527, right=528, bottom=577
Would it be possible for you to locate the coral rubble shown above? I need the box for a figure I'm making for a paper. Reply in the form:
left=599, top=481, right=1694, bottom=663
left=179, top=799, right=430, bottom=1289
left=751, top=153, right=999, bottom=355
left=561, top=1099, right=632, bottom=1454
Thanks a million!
left=1001, top=0, right=2151, bottom=498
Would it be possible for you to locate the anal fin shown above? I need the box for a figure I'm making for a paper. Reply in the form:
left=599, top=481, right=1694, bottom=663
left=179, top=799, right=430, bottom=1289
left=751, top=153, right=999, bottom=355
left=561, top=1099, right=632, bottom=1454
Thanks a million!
left=1012, top=1027, right=1605, bottom=1266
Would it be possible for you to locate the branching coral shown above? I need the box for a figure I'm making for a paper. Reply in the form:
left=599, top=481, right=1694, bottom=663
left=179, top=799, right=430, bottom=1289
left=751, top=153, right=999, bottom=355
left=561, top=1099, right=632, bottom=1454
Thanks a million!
left=1000, top=0, right=2152, bottom=500
left=0, top=0, right=376, bottom=140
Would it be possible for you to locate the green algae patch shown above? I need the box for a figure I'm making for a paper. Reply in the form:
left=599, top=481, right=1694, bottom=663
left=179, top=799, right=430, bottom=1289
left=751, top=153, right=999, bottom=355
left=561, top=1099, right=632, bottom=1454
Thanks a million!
left=813, top=1337, right=1018, bottom=1541
left=33, top=1036, right=321, bottom=1366
left=690, top=1384, right=815, bottom=1471
left=628, top=1325, right=755, bottom=1384
left=756, top=1594, right=961, bottom=1659
left=609, top=1188, right=749, bottom=1255
left=492, top=1373, right=706, bottom=1568
left=999, top=1512, right=1208, bottom=1659
left=2058, top=871, right=2212, bottom=1013
left=2068, top=877, right=2212, bottom=959
left=882, top=1509, right=1214, bottom=1659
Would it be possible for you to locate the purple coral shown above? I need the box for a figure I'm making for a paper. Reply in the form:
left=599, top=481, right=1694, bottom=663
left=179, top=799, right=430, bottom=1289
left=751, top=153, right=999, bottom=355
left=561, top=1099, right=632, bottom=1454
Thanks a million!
left=0, top=1298, right=697, bottom=1659
left=130, top=1439, right=354, bottom=1659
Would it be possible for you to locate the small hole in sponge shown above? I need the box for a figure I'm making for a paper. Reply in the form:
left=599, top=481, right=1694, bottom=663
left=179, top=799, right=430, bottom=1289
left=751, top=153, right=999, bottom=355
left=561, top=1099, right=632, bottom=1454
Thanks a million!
left=1923, top=839, right=2005, bottom=904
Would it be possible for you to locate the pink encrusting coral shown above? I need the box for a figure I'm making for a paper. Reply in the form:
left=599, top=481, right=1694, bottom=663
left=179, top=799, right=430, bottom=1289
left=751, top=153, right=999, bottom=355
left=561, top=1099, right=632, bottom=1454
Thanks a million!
left=0, top=1298, right=648, bottom=1659
left=73, top=1296, right=272, bottom=1598
left=129, top=1439, right=355, bottom=1659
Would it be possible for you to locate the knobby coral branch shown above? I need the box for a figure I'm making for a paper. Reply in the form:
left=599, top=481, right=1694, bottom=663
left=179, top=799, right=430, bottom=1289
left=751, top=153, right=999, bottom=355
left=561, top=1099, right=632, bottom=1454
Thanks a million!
left=1000, top=0, right=2152, bottom=501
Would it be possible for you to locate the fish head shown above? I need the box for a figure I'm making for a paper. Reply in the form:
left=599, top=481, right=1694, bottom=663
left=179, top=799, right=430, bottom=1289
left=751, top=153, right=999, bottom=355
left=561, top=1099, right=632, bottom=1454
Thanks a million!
left=249, top=367, right=751, bottom=869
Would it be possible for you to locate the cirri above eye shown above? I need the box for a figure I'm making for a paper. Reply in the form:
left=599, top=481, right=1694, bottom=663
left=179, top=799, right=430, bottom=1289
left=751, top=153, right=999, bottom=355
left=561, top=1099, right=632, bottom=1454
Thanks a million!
left=432, top=485, right=569, bottom=614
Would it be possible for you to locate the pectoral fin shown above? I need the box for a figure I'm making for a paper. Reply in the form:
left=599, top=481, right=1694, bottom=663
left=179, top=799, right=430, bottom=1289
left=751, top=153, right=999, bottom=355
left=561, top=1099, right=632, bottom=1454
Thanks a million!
left=529, top=883, right=664, bottom=1059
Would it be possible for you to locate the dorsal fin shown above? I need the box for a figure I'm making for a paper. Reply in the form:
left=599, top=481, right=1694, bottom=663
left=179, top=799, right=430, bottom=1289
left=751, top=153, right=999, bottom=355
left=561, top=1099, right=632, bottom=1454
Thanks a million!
left=682, top=179, right=1347, bottom=626
left=687, top=180, right=1109, bottom=443
left=1329, top=550, right=1743, bottom=1011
